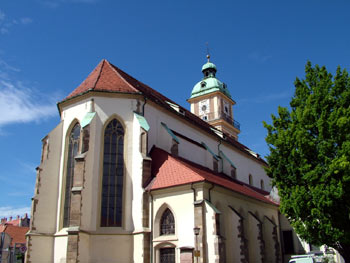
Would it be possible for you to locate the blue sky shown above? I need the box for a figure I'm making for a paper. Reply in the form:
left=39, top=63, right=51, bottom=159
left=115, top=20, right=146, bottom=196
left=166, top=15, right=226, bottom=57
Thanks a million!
left=0, top=0, right=349, bottom=218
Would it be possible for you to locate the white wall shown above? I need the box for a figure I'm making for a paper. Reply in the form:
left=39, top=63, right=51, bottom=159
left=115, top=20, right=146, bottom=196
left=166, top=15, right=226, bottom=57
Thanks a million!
left=144, top=102, right=271, bottom=192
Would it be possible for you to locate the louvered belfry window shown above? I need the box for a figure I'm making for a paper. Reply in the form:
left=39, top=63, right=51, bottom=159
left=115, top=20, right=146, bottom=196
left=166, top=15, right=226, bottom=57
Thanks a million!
left=63, top=123, right=81, bottom=227
left=160, top=208, right=175, bottom=235
left=101, top=119, right=124, bottom=227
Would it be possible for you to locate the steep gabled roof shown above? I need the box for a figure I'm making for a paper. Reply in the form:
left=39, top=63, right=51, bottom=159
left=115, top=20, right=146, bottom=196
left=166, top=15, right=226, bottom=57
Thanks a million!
left=149, top=147, right=277, bottom=206
left=0, top=225, right=29, bottom=246
left=59, top=59, right=267, bottom=165
left=65, top=59, right=139, bottom=99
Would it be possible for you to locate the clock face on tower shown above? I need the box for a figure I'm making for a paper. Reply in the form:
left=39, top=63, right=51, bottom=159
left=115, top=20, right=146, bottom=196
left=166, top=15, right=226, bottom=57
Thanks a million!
left=199, top=99, right=210, bottom=115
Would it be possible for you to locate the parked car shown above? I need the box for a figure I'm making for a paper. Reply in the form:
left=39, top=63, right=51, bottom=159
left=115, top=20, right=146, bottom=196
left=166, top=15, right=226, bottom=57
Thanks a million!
left=289, top=255, right=316, bottom=263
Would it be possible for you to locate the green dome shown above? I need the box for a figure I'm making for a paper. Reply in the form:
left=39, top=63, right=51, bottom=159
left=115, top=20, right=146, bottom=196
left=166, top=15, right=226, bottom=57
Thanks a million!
left=190, top=60, right=231, bottom=100
left=190, top=77, right=231, bottom=99
left=202, top=62, right=217, bottom=72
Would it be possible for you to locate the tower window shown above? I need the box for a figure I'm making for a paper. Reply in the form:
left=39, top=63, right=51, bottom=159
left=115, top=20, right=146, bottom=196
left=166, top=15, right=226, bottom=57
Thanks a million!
left=160, top=208, right=175, bottom=235
left=63, top=123, right=81, bottom=227
left=101, top=119, right=124, bottom=227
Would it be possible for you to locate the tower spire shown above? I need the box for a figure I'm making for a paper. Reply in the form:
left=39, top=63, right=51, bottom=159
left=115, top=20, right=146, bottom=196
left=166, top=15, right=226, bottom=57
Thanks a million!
left=188, top=53, right=240, bottom=140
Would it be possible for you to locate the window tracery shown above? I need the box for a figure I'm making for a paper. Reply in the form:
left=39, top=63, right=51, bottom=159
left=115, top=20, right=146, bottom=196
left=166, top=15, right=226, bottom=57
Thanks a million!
left=100, top=119, right=124, bottom=227
left=63, top=123, right=80, bottom=227
left=160, top=208, right=175, bottom=235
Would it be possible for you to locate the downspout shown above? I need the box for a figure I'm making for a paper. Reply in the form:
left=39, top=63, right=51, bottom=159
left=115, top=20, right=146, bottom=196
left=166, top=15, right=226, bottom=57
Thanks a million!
left=208, top=183, right=215, bottom=202
left=150, top=191, right=154, bottom=263
left=191, top=183, right=196, bottom=202
left=142, top=95, right=147, bottom=116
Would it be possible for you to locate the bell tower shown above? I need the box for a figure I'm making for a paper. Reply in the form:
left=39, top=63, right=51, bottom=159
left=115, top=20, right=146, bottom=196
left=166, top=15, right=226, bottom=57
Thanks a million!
left=188, top=55, right=240, bottom=140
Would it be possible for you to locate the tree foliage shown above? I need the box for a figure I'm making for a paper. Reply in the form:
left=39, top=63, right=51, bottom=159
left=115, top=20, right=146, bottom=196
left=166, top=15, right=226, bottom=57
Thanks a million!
left=264, top=62, right=350, bottom=261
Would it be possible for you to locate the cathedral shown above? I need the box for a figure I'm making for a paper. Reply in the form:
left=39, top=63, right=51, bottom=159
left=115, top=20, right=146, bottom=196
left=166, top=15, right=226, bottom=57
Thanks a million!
left=26, top=57, right=301, bottom=263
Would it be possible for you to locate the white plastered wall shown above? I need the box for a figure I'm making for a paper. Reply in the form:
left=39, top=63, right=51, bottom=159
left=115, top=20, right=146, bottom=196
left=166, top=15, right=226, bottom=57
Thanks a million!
left=219, top=144, right=271, bottom=192
left=209, top=186, right=280, bottom=263
left=144, top=102, right=271, bottom=192
left=204, top=201, right=219, bottom=263
left=152, top=187, right=195, bottom=262
left=55, top=95, right=144, bottom=262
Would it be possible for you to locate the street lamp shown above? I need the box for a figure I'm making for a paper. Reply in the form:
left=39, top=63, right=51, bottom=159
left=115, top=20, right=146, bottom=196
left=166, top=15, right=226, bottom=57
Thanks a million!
left=193, top=227, right=200, bottom=263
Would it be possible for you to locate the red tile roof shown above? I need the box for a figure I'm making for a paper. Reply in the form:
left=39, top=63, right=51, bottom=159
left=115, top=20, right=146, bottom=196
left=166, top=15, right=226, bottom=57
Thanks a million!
left=65, top=59, right=139, bottom=99
left=60, top=59, right=267, bottom=165
left=5, top=218, right=20, bottom=226
left=149, top=147, right=277, bottom=206
left=0, top=225, right=29, bottom=246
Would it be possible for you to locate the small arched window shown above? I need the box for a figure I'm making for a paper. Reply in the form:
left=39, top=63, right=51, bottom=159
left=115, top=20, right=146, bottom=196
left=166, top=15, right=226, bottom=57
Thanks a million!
left=160, top=208, right=175, bottom=235
left=231, top=166, right=237, bottom=179
left=249, top=174, right=253, bottom=186
left=63, top=123, right=81, bottom=227
left=100, top=119, right=124, bottom=227
left=260, top=179, right=265, bottom=190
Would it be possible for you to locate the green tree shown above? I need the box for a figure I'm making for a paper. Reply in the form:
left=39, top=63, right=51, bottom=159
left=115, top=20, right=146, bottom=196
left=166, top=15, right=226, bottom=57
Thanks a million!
left=264, top=62, right=350, bottom=262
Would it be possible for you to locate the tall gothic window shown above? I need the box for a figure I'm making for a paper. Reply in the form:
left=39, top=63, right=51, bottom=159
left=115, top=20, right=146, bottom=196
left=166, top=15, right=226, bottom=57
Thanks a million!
left=101, top=119, right=124, bottom=227
left=160, top=208, right=175, bottom=235
left=63, top=123, right=81, bottom=227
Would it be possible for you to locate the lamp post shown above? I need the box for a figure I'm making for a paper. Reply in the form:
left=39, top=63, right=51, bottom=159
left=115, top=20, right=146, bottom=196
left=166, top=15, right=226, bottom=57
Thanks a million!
left=193, top=227, right=200, bottom=263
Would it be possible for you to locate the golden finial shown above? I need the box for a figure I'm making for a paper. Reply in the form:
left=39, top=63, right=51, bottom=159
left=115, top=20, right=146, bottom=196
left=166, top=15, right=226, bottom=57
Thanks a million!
left=206, top=42, right=210, bottom=62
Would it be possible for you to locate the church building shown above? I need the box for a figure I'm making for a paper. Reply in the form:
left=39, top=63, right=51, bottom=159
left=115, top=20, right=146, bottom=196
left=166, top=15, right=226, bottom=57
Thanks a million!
left=26, top=56, right=297, bottom=263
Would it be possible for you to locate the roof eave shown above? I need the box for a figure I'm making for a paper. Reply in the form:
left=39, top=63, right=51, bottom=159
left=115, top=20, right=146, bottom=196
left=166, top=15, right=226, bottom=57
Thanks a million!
left=57, top=89, right=143, bottom=115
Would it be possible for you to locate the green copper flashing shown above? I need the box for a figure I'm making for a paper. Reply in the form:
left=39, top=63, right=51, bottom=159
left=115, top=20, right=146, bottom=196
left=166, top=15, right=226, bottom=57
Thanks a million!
left=81, top=112, right=96, bottom=128
left=219, top=150, right=236, bottom=169
left=161, top=122, right=179, bottom=144
left=201, top=142, right=219, bottom=161
left=134, top=112, right=150, bottom=131
left=205, top=200, right=221, bottom=214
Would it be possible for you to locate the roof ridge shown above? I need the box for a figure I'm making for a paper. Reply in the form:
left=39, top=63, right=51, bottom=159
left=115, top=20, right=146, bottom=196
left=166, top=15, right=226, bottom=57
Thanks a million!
left=105, top=60, right=139, bottom=93
left=92, top=59, right=106, bottom=90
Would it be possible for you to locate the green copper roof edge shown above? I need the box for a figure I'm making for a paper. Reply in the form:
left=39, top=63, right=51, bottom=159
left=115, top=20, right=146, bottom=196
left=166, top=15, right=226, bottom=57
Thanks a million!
left=161, top=122, right=179, bottom=144
left=204, top=200, right=221, bottom=214
left=134, top=112, right=150, bottom=131
left=81, top=112, right=96, bottom=128
left=201, top=142, right=219, bottom=161
left=219, top=150, right=236, bottom=168
left=190, top=88, right=231, bottom=99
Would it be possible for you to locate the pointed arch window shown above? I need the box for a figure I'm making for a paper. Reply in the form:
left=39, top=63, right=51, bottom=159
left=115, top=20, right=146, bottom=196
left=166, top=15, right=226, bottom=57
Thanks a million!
left=160, top=208, right=175, bottom=235
left=63, top=123, right=81, bottom=227
left=101, top=119, right=124, bottom=227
